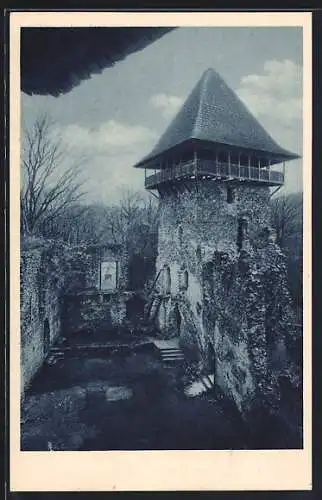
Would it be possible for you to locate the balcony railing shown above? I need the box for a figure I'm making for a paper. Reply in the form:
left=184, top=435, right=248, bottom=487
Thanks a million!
left=145, top=159, right=284, bottom=189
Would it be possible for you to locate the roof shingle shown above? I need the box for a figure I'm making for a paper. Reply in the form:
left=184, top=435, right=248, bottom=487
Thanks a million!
left=135, top=68, right=299, bottom=167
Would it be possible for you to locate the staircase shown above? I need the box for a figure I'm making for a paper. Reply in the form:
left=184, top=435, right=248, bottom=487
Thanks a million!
left=153, top=339, right=184, bottom=365
left=159, top=346, right=185, bottom=364
left=184, top=373, right=215, bottom=398
left=45, top=339, right=69, bottom=366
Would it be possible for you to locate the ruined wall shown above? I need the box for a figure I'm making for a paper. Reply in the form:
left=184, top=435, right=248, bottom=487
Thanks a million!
left=21, top=239, right=129, bottom=395
left=20, top=238, right=67, bottom=394
left=61, top=244, right=129, bottom=336
left=62, top=291, right=127, bottom=336
left=154, top=181, right=300, bottom=418
left=63, top=244, right=128, bottom=293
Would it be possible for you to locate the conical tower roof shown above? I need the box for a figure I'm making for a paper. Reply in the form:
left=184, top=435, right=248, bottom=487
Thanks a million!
left=135, top=68, right=299, bottom=168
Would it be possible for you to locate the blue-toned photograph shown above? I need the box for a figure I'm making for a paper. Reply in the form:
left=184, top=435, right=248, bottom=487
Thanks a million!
left=19, top=26, right=303, bottom=452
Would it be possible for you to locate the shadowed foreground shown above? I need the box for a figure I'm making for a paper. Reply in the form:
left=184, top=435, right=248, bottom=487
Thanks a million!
left=21, top=339, right=302, bottom=451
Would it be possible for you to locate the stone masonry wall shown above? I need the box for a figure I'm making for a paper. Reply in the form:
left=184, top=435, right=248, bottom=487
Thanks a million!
left=20, top=238, right=129, bottom=395
left=20, top=238, right=67, bottom=394
left=154, top=181, right=300, bottom=419
left=62, top=291, right=127, bottom=336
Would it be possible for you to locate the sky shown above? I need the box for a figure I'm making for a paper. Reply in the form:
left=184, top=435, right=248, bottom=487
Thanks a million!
left=21, top=26, right=303, bottom=204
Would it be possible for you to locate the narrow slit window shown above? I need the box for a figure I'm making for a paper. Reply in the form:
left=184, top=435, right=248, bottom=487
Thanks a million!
left=179, top=269, right=189, bottom=291
left=227, top=187, right=235, bottom=204
left=237, top=218, right=248, bottom=251
left=164, top=266, right=171, bottom=294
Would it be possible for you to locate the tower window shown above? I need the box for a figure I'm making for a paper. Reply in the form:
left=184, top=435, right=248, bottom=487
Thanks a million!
left=227, top=187, right=235, bottom=204
left=196, top=245, right=202, bottom=262
left=163, top=266, right=171, bottom=294
left=179, top=269, right=189, bottom=291
left=237, top=218, right=248, bottom=251
left=178, top=226, right=183, bottom=247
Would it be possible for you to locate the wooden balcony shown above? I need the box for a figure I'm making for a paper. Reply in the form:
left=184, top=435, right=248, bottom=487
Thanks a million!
left=145, top=159, right=284, bottom=189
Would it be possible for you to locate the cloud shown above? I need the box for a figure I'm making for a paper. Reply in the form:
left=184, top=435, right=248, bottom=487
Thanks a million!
left=236, top=59, right=302, bottom=124
left=149, top=93, right=184, bottom=119
left=57, top=120, right=157, bottom=155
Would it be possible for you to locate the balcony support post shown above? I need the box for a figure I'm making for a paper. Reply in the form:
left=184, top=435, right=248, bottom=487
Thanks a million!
left=228, top=151, right=231, bottom=177
left=258, top=158, right=261, bottom=180
left=194, top=148, right=198, bottom=175
left=215, top=150, right=219, bottom=176
left=268, top=159, right=271, bottom=183
left=248, top=155, right=251, bottom=179
left=283, top=161, right=285, bottom=182
left=238, top=153, right=241, bottom=179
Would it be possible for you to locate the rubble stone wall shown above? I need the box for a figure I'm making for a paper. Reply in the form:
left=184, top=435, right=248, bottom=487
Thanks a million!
left=20, top=239, right=67, bottom=394
left=20, top=238, right=128, bottom=395
left=62, top=291, right=127, bottom=336
left=155, top=181, right=300, bottom=418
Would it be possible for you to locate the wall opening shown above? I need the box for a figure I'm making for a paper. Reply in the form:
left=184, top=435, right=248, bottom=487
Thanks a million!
left=237, top=217, right=248, bottom=251
left=208, top=342, right=216, bottom=376
left=100, top=260, right=118, bottom=290
left=196, top=245, right=202, bottom=263
left=128, top=254, right=154, bottom=291
left=202, top=261, right=214, bottom=295
left=227, top=186, right=236, bottom=204
left=179, top=268, right=189, bottom=291
left=178, top=226, right=183, bottom=247
left=170, top=302, right=182, bottom=337
left=43, top=319, right=50, bottom=355
left=126, top=295, right=146, bottom=326
left=163, top=265, right=171, bottom=294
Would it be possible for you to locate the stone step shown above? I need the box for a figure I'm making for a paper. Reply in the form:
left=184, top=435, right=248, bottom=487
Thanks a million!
left=162, top=356, right=185, bottom=362
left=154, top=341, right=185, bottom=364
left=205, top=374, right=215, bottom=386
left=184, top=373, right=215, bottom=398
left=160, top=349, right=182, bottom=354
left=48, top=351, right=64, bottom=357
left=160, top=347, right=182, bottom=352
left=162, top=357, right=185, bottom=363
left=160, top=348, right=184, bottom=357
left=45, top=355, right=64, bottom=366
left=161, top=352, right=184, bottom=358
left=49, top=346, right=72, bottom=356
left=201, top=375, right=213, bottom=390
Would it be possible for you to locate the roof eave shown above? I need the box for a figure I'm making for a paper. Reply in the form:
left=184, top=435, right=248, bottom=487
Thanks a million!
left=134, top=140, right=301, bottom=169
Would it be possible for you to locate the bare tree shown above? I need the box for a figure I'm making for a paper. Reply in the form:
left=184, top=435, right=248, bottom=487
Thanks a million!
left=270, top=192, right=303, bottom=320
left=21, top=113, right=87, bottom=235
left=270, top=193, right=302, bottom=250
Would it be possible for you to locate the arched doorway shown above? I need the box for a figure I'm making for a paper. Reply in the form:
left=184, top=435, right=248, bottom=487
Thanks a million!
left=43, top=319, right=50, bottom=355
left=126, top=294, right=146, bottom=326
left=168, top=302, right=182, bottom=338
left=174, top=303, right=182, bottom=335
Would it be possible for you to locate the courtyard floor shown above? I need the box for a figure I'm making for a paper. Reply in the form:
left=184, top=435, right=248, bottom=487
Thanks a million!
left=21, top=334, right=302, bottom=451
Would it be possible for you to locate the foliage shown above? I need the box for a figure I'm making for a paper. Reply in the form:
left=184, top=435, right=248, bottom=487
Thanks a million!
left=270, top=192, right=303, bottom=320
left=31, top=187, right=160, bottom=291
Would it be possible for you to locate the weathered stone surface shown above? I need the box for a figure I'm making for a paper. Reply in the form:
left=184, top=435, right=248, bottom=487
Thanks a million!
left=20, top=237, right=129, bottom=395
left=20, top=238, right=67, bottom=395
left=62, top=291, right=127, bottom=335
left=153, top=181, right=300, bottom=419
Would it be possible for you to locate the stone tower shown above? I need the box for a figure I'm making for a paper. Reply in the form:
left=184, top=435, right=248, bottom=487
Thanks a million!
left=134, top=68, right=301, bottom=420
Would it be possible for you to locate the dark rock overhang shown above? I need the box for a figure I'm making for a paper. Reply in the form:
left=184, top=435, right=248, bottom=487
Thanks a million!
left=21, top=27, right=175, bottom=96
